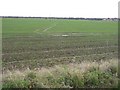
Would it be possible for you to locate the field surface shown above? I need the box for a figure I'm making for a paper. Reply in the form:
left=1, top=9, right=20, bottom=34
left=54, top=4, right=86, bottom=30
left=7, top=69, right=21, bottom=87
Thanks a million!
left=2, top=18, right=118, bottom=88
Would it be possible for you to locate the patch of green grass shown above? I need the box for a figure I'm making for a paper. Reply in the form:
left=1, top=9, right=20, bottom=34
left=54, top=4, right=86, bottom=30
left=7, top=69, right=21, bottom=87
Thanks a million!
left=2, top=18, right=118, bottom=35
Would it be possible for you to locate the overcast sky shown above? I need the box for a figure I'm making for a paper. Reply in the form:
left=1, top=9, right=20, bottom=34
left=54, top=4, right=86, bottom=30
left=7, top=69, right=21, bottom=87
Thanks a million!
left=0, top=0, right=119, bottom=18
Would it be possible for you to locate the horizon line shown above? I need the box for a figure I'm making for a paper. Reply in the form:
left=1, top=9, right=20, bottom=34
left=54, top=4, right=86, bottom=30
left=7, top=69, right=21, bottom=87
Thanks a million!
left=0, top=16, right=119, bottom=19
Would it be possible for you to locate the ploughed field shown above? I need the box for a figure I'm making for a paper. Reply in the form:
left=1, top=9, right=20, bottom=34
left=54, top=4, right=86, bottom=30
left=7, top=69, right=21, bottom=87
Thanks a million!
left=2, top=18, right=118, bottom=88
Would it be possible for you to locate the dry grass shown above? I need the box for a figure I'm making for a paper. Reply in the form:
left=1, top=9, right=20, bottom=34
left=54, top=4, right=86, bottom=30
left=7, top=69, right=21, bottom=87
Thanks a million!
left=2, top=59, right=118, bottom=88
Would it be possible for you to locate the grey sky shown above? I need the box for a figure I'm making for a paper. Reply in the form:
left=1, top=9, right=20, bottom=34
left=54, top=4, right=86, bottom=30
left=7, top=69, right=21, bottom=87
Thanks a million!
left=0, top=0, right=119, bottom=18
